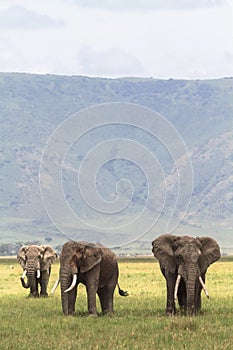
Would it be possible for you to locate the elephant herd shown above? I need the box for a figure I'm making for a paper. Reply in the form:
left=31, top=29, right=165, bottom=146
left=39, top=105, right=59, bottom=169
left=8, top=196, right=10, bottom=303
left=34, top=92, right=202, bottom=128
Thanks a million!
left=17, top=234, right=221, bottom=317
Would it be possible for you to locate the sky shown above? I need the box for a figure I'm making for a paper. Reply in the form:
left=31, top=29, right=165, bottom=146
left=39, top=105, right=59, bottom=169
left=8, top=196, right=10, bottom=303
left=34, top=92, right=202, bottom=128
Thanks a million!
left=0, top=0, right=232, bottom=79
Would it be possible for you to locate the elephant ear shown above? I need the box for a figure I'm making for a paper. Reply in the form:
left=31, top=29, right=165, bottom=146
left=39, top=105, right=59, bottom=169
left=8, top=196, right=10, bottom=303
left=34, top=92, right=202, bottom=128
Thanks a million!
left=40, top=245, right=57, bottom=270
left=17, top=246, right=29, bottom=268
left=80, top=246, right=102, bottom=273
left=197, top=236, right=221, bottom=273
left=152, top=234, right=178, bottom=274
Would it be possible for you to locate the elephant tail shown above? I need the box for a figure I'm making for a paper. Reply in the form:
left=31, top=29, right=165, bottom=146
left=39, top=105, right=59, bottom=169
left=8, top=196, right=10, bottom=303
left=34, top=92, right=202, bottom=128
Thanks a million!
left=117, top=282, right=128, bottom=296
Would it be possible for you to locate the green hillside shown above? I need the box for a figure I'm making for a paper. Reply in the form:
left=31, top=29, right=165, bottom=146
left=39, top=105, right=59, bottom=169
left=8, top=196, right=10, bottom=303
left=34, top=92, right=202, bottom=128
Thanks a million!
left=0, top=73, right=232, bottom=255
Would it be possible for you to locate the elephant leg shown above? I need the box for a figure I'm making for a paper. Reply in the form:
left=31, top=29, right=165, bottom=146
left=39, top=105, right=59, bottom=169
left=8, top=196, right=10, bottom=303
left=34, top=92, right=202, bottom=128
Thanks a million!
left=29, top=291, right=39, bottom=297
left=195, top=278, right=204, bottom=313
left=29, top=278, right=39, bottom=297
left=177, top=279, right=187, bottom=315
left=98, top=287, right=108, bottom=313
left=85, top=265, right=100, bottom=316
left=40, top=270, right=50, bottom=297
left=30, top=284, right=39, bottom=297
left=68, top=287, right=77, bottom=315
left=85, top=284, right=98, bottom=316
left=26, top=273, right=39, bottom=297
left=98, top=286, right=114, bottom=315
left=165, top=273, right=176, bottom=316
left=36, top=279, right=39, bottom=296
left=195, top=288, right=202, bottom=313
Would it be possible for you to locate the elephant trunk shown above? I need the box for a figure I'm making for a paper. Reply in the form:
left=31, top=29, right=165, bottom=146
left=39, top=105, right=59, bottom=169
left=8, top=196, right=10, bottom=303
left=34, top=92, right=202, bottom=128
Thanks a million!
left=22, top=262, right=40, bottom=296
left=21, top=275, right=29, bottom=288
left=186, top=281, right=196, bottom=316
left=186, top=265, right=198, bottom=316
left=60, top=268, right=72, bottom=315
left=28, top=272, right=38, bottom=296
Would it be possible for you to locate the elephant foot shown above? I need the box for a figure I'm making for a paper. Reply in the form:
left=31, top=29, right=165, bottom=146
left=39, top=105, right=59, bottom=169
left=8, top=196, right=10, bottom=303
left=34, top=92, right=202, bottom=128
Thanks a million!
left=165, top=307, right=176, bottom=317
left=197, top=310, right=204, bottom=316
left=40, top=292, right=48, bottom=298
left=67, top=309, right=76, bottom=316
left=186, top=306, right=196, bottom=317
left=102, top=310, right=114, bottom=316
left=190, top=308, right=202, bottom=316
left=28, top=292, right=39, bottom=298
left=179, top=306, right=187, bottom=316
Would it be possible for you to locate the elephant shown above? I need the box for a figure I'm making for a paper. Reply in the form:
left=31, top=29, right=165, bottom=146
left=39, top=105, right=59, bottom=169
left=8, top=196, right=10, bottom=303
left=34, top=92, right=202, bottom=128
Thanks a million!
left=17, top=245, right=57, bottom=297
left=152, top=234, right=221, bottom=316
left=55, top=241, right=128, bottom=316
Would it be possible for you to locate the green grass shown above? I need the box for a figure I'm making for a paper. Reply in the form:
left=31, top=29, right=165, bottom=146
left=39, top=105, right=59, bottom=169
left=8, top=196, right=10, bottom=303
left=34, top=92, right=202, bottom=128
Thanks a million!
left=0, top=258, right=233, bottom=349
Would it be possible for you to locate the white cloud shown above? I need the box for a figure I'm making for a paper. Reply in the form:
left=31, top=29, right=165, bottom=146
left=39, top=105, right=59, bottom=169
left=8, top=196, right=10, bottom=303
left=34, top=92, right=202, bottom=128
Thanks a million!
left=0, top=5, right=64, bottom=30
left=78, top=46, right=144, bottom=77
left=0, top=0, right=232, bottom=78
left=66, top=0, right=231, bottom=11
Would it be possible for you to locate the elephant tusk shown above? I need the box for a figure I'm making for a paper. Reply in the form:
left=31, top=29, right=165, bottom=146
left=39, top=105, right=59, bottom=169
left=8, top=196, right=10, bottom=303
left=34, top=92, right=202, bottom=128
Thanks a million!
left=51, top=279, right=60, bottom=294
left=37, top=269, right=41, bottom=279
left=199, top=276, right=209, bottom=299
left=174, top=274, right=181, bottom=301
left=64, top=274, right=77, bottom=293
left=21, top=269, right=27, bottom=279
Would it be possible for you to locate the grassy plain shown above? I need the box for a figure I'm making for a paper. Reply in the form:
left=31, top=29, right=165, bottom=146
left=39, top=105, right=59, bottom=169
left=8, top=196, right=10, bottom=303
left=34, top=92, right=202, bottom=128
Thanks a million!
left=0, top=257, right=233, bottom=350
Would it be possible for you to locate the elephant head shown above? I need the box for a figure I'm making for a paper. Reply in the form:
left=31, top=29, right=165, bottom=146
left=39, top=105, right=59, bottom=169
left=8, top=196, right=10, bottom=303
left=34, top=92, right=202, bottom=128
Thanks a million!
left=69, top=243, right=102, bottom=275
left=152, top=234, right=221, bottom=316
left=17, top=245, right=57, bottom=297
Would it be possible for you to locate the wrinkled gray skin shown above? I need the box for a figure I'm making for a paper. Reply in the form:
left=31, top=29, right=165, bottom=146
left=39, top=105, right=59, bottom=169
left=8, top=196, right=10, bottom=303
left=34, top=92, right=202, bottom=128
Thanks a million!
left=59, top=241, right=126, bottom=316
left=18, top=245, right=57, bottom=297
left=152, top=234, right=221, bottom=316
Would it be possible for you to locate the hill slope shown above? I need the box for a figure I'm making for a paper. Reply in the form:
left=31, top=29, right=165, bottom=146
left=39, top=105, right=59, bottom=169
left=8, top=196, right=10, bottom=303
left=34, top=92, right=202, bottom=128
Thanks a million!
left=0, top=73, right=232, bottom=253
